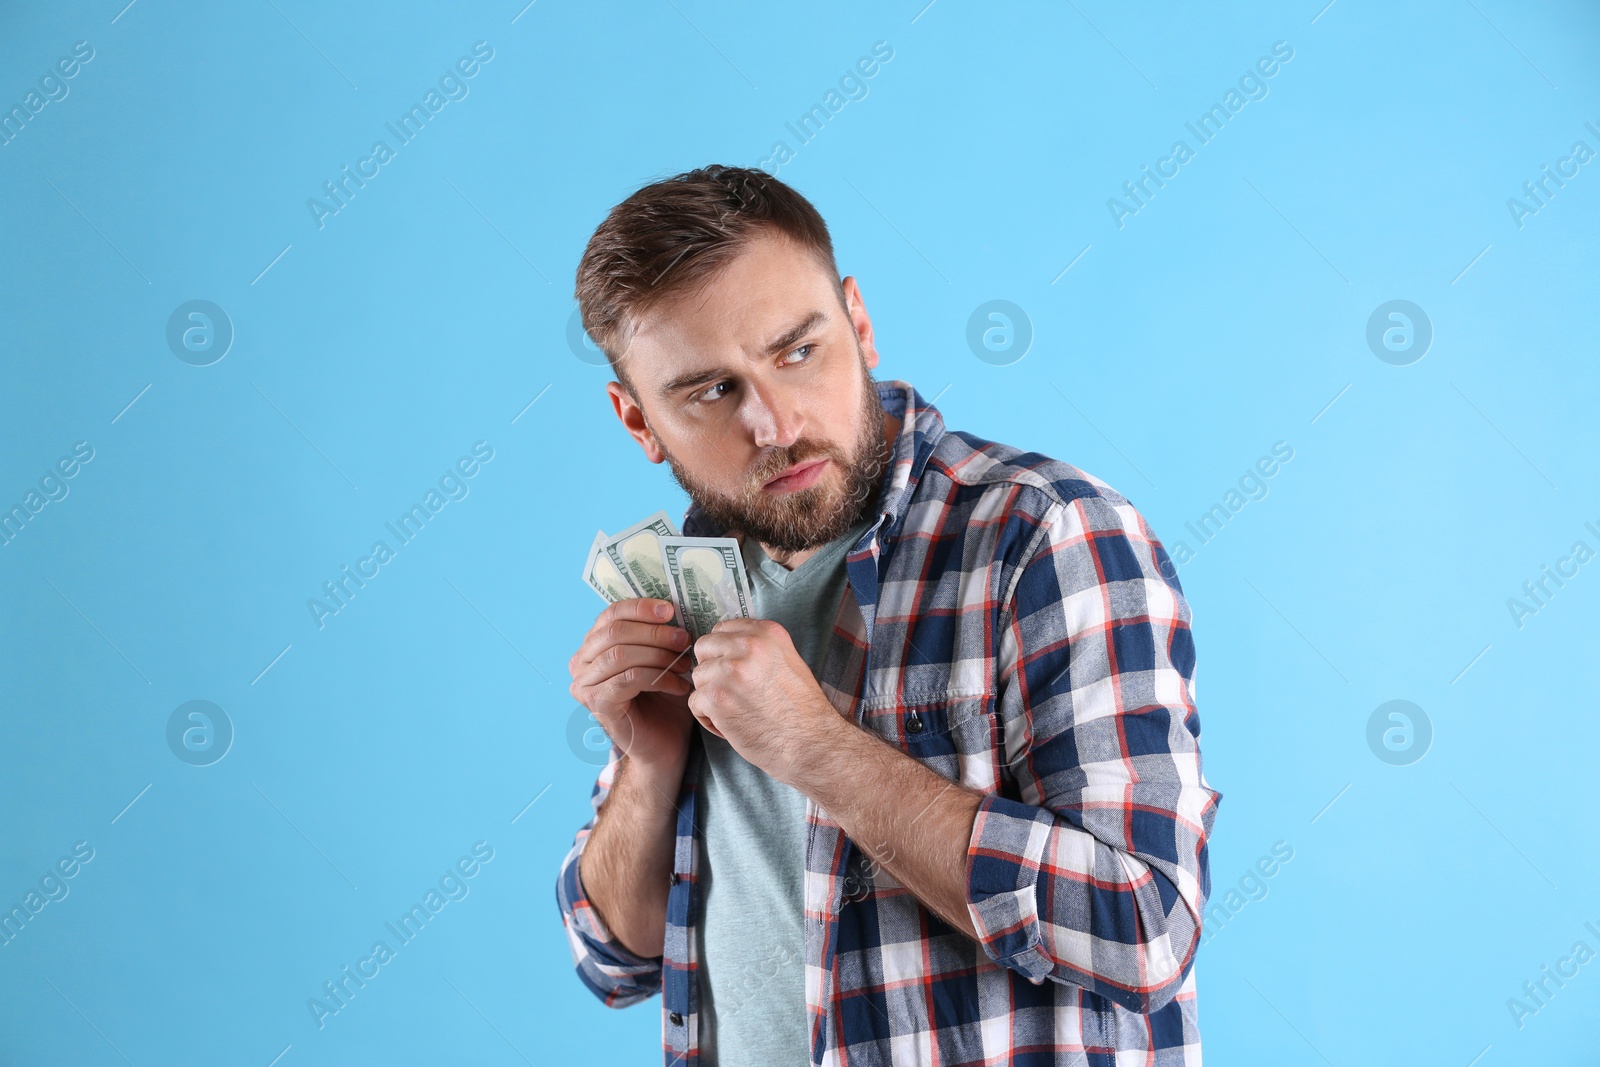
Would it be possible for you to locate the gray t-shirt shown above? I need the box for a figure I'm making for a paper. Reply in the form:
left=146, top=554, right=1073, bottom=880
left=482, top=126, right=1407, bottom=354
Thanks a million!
left=695, top=515, right=872, bottom=1066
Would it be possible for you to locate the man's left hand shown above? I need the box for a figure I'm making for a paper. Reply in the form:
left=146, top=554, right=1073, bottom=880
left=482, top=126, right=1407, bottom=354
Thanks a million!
left=687, top=618, right=840, bottom=785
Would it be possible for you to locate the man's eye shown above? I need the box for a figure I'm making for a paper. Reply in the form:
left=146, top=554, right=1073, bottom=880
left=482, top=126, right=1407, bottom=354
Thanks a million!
left=693, top=380, right=732, bottom=403
left=781, top=343, right=814, bottom=365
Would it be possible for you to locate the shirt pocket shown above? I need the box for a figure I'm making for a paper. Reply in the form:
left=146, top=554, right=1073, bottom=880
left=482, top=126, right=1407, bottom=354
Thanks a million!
left=856, top=693, right=1003, bottom=795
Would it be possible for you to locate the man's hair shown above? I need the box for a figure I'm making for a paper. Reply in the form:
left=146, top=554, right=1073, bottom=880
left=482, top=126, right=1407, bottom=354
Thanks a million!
left=574, top=165, right=846, bottom=392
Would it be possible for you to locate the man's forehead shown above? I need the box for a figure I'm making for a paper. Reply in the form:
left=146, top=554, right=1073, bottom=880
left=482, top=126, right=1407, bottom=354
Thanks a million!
left=646, top=243, right=828, bottom=330
left=636, top=289, right=830, bottom=348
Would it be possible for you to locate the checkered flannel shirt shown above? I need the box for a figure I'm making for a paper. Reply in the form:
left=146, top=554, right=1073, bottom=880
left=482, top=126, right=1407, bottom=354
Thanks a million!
left=556, top=379, right=1222, bottom=1065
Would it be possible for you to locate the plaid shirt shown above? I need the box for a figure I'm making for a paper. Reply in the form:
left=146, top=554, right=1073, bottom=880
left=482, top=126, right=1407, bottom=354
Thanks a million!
left=556, top=380, right=1222, bottom=1065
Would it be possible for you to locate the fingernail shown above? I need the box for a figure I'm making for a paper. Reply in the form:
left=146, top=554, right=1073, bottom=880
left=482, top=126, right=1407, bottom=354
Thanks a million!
left=655, top=602, right=672, bottom=619
left=673, top=628, right=689, bottom=647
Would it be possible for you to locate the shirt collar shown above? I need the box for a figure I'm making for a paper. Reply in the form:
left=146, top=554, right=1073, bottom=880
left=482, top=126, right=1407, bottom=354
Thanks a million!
left=679, top=378, right=944, bottom=546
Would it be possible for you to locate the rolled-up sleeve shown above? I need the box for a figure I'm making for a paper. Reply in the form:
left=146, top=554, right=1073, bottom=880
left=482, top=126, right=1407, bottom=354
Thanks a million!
left=964, top=488, right=1221, bottom=1014
left=554, top=745, right=665, bottom=1007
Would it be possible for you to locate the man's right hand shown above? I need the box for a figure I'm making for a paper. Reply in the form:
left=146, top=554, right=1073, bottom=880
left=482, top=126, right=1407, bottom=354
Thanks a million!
left=568, top=598, right=696, bottom=778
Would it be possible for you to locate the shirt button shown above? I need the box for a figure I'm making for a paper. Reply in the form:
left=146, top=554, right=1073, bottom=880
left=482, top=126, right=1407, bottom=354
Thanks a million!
left=670, top=1012, right=683, bottom=1025
left=907, top=712, right=923, bottom=734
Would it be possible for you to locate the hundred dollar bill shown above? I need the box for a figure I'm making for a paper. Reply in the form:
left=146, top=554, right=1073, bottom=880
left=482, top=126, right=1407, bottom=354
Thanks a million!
left=658, top=536, right=754, bottom=644
left=600, top=510, right=680, bottom=603
left=581, top=530, right=636, bottom=603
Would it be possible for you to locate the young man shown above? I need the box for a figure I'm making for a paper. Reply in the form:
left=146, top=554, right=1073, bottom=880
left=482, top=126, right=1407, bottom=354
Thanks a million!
left=557, top=165, right=1222, bottom=1066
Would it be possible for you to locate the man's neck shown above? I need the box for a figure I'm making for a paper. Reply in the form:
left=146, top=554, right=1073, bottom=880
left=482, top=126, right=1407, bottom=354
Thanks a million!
left=760, top=543, right=813, bottom=573
left=759, top=410, right=902, bottom=570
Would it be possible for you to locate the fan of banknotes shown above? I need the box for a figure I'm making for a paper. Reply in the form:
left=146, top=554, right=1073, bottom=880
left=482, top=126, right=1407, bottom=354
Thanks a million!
left=581, top=510, right=757, bottom=645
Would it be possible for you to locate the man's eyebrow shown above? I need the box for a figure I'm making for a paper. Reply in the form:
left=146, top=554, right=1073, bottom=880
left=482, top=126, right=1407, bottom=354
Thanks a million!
left=658, top=366, right=722, bottom=397
left=656, top=310, right=831, bottom=398
left=762, top=309, right=828, bottom=358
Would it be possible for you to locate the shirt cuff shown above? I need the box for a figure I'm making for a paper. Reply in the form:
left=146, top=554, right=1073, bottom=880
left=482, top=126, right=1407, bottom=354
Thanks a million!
left=963, top=792, right=1057, bottom=984
left=559, top=843, right=664, bottom=970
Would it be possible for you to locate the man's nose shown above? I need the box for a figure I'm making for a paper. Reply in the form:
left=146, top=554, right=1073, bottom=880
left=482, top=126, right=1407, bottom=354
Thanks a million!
left=744, top=382, right=804, bottom=450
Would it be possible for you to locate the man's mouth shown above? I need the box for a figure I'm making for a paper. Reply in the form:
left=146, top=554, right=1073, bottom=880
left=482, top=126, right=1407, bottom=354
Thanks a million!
left=761, top=457, right=830, bottom=493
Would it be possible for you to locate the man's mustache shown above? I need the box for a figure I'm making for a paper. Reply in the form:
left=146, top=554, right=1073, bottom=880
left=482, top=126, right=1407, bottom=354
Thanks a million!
left=747, top=441, right=843, bottom=489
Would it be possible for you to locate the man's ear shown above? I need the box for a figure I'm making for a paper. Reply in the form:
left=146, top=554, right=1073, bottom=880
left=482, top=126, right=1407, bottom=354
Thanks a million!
left=606, top=380, right=666, bottom=464
left=841, top=276, right=880, bottom=370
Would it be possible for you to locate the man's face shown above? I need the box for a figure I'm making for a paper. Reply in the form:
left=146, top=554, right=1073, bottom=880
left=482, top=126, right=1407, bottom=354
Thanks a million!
left=606, top=232, right=891, bottom=554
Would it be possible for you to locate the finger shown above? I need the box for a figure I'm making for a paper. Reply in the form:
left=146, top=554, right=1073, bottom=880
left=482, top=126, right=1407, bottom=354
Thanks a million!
left=691, top=630, right=732, bottom=662
left=592, top=597, right=678, bottom=638
left=578, top=602, right=689, bottom=663
left=690, top=627, right=747, bottom=663
left=612, top=597, right=678, bottom=623
left=580, top=643, right=695, bottom=691
left=690, top=706, right=726, bottom=740
left=593, top=663, right=693, bottom=709
left=581, top=617, right=691, bottom=662
left=707, top=616, right=764, bottom=634
left=699, top=618, right=783, bottom=653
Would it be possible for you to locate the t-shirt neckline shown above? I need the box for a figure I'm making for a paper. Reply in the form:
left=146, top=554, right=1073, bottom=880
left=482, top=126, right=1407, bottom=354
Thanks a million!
left=742, top=515, right=873, bottom=592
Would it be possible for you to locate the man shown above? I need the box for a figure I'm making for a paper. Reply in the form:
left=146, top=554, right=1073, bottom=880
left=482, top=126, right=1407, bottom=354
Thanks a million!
left=557, top=164, right=1222, bottom=1066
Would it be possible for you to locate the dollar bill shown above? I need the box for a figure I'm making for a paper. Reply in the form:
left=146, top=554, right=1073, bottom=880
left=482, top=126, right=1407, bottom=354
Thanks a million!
left=581, top=529, right=637, bottom=603
left=599, top=510, right=680, bottom=603
left=658, top=536, right=754, bottom=643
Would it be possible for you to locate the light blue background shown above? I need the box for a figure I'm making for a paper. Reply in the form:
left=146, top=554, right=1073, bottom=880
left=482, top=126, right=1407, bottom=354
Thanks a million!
left=3, top=1, right=1597, bottom=1064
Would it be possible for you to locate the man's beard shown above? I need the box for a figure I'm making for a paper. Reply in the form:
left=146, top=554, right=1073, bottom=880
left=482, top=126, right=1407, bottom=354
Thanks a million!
left=657, top=362, right=891, bottom=554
